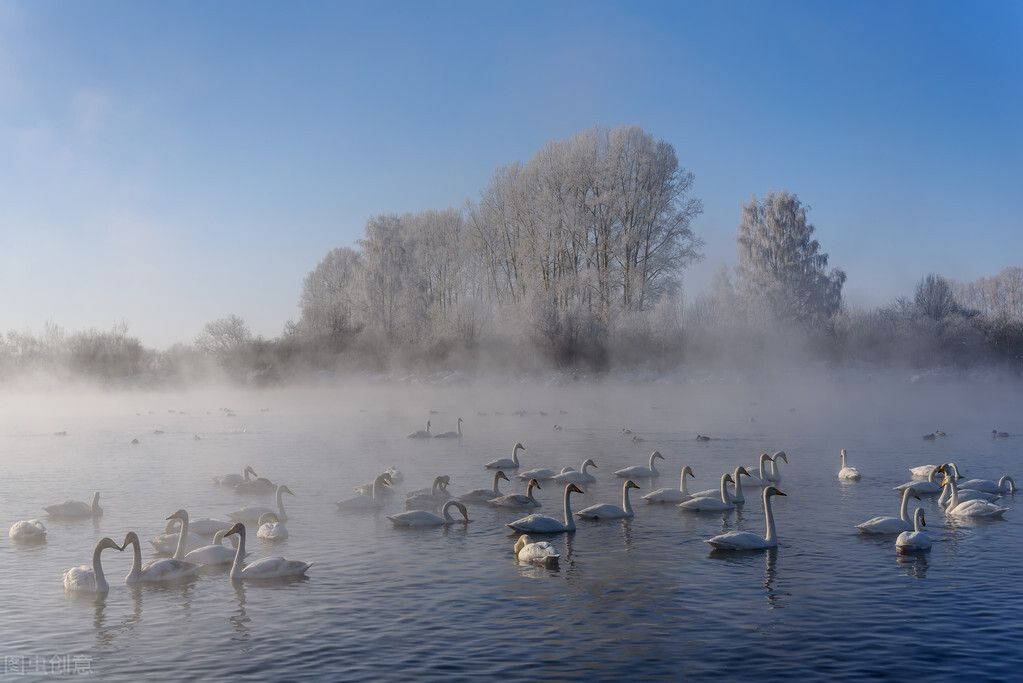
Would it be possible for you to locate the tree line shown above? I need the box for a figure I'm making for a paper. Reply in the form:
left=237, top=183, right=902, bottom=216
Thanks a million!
left=2, top=125, right=1021, bottom=385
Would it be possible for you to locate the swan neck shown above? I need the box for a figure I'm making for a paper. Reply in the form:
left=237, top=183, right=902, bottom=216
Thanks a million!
left=622, top=485, right=634, bottom=515
left=172, top=513, right=189, bottom=560
left=763, top=492, right=778, bottom=544
left=948, top=480, right=958, bottom=510
left=719, top=476, right=729, bottom=503
left=732, top=469, right=744, bottom=501
left=492, top=471, right=502, bottom=494
left=93, top=542, right=109, bottom=591
left=127, top=537, right=142, bottom=582
left=92, top=492, right=101, bottom=514
left=914, top=510, right=925, bottom=532
left=680, top=470, right=690, bottom=495
left=276, top=489, right=287, bottom=521
left=230, top=526, right=246, bottom=579
left=901, top=489, right=914, bottom=521
left=563, top=488, right=576, bottom=531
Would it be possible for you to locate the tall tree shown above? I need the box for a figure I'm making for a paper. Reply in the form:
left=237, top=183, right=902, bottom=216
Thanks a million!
left=298, top=246, right=365, bottom=349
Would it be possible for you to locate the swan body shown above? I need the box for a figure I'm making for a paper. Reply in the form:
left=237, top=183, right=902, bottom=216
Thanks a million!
left=407, top=420, right=432, bottom=438
left=213, top=465, right=257, bottom=486
left=576, top=480, right=640, bottom=519
left=517, top=466, right=558, bottom=480
left=225, top=523, right=311, bottom=579
left=63, top=537, right=122, bottom=592
left=706, top=487, right=787, bottom=550
left=895, top=466, right=942, bottom=494
left=184, top=529, right=244, bottom=565
left=643, top=465, right=695, bottom=503
left=44, top=491, right=102, bottom=518
left=856, top=487, right=921, bottom=534
left=507, top=484, right=583, bottom=533
left=458, top=471, right=510, bottom=503
left=513, top=535, right=560, bottom=566
left=615, top=450, right=665, bottom=478
left=488, top=479, right=542, bottom=507
left=257, top=512, right=288, bottom=541
left=552, top=458, right=598, bottom=484
left=838, top=449, right=861, bottom=480
left=150, top=530, right=207, bottom=556
left=165, top=516, right=232, bottom=538
left=909, top=464, right=940, bottom=478
left=434, top=417, right=463, bottom=438
left=387, top=500, right=470, bottom=527
left=943, top=479, right=1009, bottom=519
left=486, top=442, right=524, bottom=469
left=384, top=465, right=404, bottom=483
left=9, top=519, right=47, bottom=541
left=895, top=508, right=931, bottom=552
left=227, top=485, right=294, bottom=523
left=405, top=476, right=451, bottom=510
left=338, top=474, right=393, bottom=510
left=679, top=474, right=735, bottom=511
left=234, top=476, right=278, bottom=495
left=937, top=477, right=998, bottom=506
left=123, top=531, right=199, bottom=583
left=958, top=476, right=1015, bottom=494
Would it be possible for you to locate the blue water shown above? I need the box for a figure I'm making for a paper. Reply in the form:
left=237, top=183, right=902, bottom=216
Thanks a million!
left=0, top=378, right=1020, bottom=680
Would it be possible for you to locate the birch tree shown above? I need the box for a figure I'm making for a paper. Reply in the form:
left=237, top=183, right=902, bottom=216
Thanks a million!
left=298, top=246, right=365, bottom=349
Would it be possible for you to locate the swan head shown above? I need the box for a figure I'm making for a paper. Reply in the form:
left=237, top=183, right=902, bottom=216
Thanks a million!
left=513, top=442, right=526, bottom=452
left=916, top=508, right=926, bottom=526
left=375, top=473, right=394, bottom=487
left=528, top=479, right=541, bottom=491
left=258, top=513, right=279, bottom=526
left=277, top=485, right=295, bottom=497
left=683, top=465, right=695, bottom=477
left=567, top=483, right=584, bottom=495
left=513, top=535, right=532, bottom=553
left=166, top=509, right=189, bottom=523
left=625, top=480, right=640, bottom=490
left=652, top=451, right=665, bottom=461
left=225, top=523, right=246, bottom=539
left=723, top=474, right=735, bottom=483
left=445, top=501, right=469, bottom=521
left=736, top=467, right=750, bottom=477
left=121, top=531, right=140, bottom=549
left=840, top=449, right=847, bottom=458
left=497, top=471, right=510, bottom=482
left=97, top=536, right=123, bottom=552
left=766, top=487, right=787, bottom=497
left=245, top=465, right=257, bottom=477
left=772, top=451, right=788, bottom=464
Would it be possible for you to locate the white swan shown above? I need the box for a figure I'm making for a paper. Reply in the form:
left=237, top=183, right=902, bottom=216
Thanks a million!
left=856, top=487, right=921, bottom=534
left=643, top=465, right=696, bottom=503
left=153, top=510, right=207, bottom=558
left=9, top=519, right=47, bottom=541
left=384, top=465, right=404, bottom=483
left=405, top=476, right=451, bottom=510
left=743, top=453, right=772, bottom=487
left=387, top=500, right=470, bottom=527
left=63, top=537, right=122, bottom=592
left=614, top=451, right=665, bottom=478
left=506, top=484, right=583, bottom=533
left=943, top=479, right=1009, bottom=519
left=552, top=458, right=598, bottom=484
left=225, top=523, right=311, bottom=579
left=958, top=475, right=1015, bottom=494
left=894, top=466, right=942, bottom=494
left=486, top=442, right=524, bottom=469
left=513, top=535, right=560, bottom=566
left=184, top=529, right=244, bottom=566
left=910, top=462, right=961, bottom=480
left=706, top=487, right=787, bottom=550
left=516, top=464, right=559, bottom=480
left=337, top=473, right=393, bottom=510
left=123, top=531, right=199, bottom=583
left=765, top=451, right=787, bottom=483
left=895, top=508, right=931, bottom=552
left=488, top=479, right=543, bottom=508
left=407, top=420, right=432, bottom=438
left=937, top=476, right=997, bottom=507
left=43, top=491, right=102, bottom=518
left=213, top=465, right=257, bottom=486
left=679, top=473, right=735, bottom=511
left=458, top=471, right=510, bottom=503
left=576, top=480, right=640, bottom=519
left=257, top=512, right=288, bottom=541
left=434, top=417, right=463, bottom=438
left=838, top=449, right=861, bottom=480
left=165, top=516, right=232, bottom=538
left=227, top=485, right=294, bottom=523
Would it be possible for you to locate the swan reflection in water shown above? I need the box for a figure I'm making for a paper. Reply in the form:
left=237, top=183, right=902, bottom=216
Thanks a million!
left=707, top=545, right=783, bottom=609
left=896, top=552, right=929, bottom=579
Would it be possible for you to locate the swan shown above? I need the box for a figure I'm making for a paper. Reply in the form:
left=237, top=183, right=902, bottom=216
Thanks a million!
left=9, top=519, right=47, bottom=541
left=224, top=523, right=311, bottom=579
left=937, top=476, right=997, bottom=506
left=488, top=479, right=543, bottom=507
left=765, top=451, right=787, bottom=483
left=458, top=471, right=511, bottom=503
left=257, top=512, right=288, bottom=541
left=407, top=421, right=432, bottom=439
left=690, top=466, right=750, bottom=502
left=894, top=466, right=942, bottom=494
left=643, top=465, right=696, bottom=503
left=123, top=531, right=199, bottom=583
left=838, top=449, right=861, bottom=480
left=43, top=491, right=102, bottom=518
left=942, top=479, right=1009, bottom=519
left=153, top=510, right=207, bottom=557
left=992, top=429, right=1009, bottom=438
left=213, top=465, right=257, bottom=486
left=387, top=500, right=470, bottom=527
left=957, top=475, right=1015, bottom=494
left=576, top=480, right=640, bottom=519
left=552, top=458, right=598, bottom=484
left=384, top=465, right=404, bottom=483
left=434, top=417, right=463, bottom=438
left=184, top=529, right=244, bottom=566
left=516, top=465, right=559, bottom=480
left=486, top=442, right=524, bottom=469
left=679, top=474, right=735, bottom=512
left=337, top=473, right=393, bottom=510
left=706, top=487, right=787, bottom=550
left=227, top=485, right=294, bottom=523
left=744, top=454, right=773, bottom=487
left=405, top=476, right=451, bottom=510
left=910, top=462, right=960, bottom=479
left=615, top=451, right=665, bottom=478
left=895, top=508, right=931, bottom=552
left=405, top=475, right=451, bottom=498
left=856, top=487, right=921, bottom=533
left=695, top=435, right=711, bottom=441
left=164, top=516, right=232, bottom=538
left=513, top=535, right=560, bottom=567
left=506, top=484, right=583, bottom=533
left=62, top=537, right=122, bottom=592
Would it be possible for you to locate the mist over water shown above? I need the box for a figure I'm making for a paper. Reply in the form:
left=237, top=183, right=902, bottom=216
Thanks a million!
left=1, top=372, right=1020, bottom=680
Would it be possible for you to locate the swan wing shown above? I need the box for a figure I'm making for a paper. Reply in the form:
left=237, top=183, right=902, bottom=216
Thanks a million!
left=706, top=531, right=770, bottom=550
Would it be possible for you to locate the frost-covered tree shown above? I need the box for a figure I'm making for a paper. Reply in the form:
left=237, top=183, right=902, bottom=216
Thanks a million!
left=735, top=190, right=845, bottom=327
left=195, top=315, right=252, bottom=359
left=914, top=274, right=960, bottom=321
left=298, top=246, right=364, bottom=349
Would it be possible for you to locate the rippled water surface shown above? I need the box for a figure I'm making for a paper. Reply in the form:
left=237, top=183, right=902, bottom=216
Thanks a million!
left=1, top=379, right=1021, bottom=681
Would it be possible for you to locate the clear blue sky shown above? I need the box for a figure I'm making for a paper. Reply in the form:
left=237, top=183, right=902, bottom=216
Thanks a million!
left=1, top=0, right=1019, bottom=349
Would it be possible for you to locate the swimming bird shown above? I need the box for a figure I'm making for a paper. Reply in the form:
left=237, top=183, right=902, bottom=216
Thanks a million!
left=164, top=516, right=232, bottom=538
left=910, top=462, right=960, bottom=479
left=856, top=487, right=921, bottom=534
left=895, top=508, right=931, bottom=552
left=513, top=535, right=560, bottom=567
left=895, top=466, right=942, bottom=494
left=486, top=442, right=525, bottom=469
left=615, top=451, right=665, bottom=478
left=936, top=475, right=997, bottom=506
left=387, top=500, right=470, bottom=527
left=957, top=475, right=1015, bottom=494
left=212, top=465, right=257, bottom=486
left=516, top=464, right=559, bottom=481
left=153, top=509, right=207, bottom=558
left=337, top=473, right=393, bottom=510
left=63, top=537, right=122, bottom=593
left=224, top=523, right=311, bottom=579
left=992, top=429, right=1009, bottom=438
left=488, top=479, right=543, bottom=508
left=257, top=512, right=288, bottom=541
left=942, top=479, right=1009, bottom=519
left=43, top=491, right=102, bottom=518
left=9, top=519, right=47, bottom=541
left=407, top=421, right=432, bottom=438
left=679, top=473, right=735, bottom=512
left=405, top=476, right=451, bottom=510
left=838, top=449, right=861, bottom=480
left=123, top=531, right=199, bottom=583
left=506, top=484, right=584, bottom=533
left=434, top=417, right=463, bottom=438
left=458, top=471, right=510, bottom=503
left=706, top=487, right=787, bottom=550
left=643, top=465, right=696, bottom=503
left=227, top=485, right=294, bottom=523
left=552, top=458, right=598, bottom=485
left=576, top=480, right=640, bottom=519
left=184, top=529, right=244, bottom=566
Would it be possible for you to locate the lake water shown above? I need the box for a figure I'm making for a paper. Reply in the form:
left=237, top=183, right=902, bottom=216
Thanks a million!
left=1, top=376, right=1020, bottom=681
